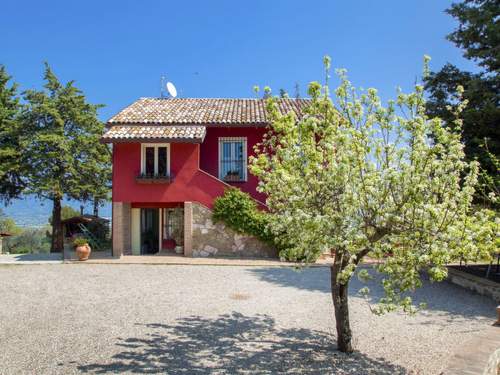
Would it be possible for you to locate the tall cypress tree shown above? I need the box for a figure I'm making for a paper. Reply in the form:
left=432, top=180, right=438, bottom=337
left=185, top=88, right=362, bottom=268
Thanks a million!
left=425, top=0, right=499, bottom=204
left=21, top=63, right=110, bottom=252
left=446, top=0, right=499, bottom=73
left=0, top=65, right=25, bottom=203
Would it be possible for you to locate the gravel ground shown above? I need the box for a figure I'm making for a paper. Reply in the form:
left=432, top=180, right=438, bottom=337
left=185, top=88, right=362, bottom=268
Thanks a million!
left=0, top=253, right=62, bottom=264
left=0, top=264, right=496, bottom=374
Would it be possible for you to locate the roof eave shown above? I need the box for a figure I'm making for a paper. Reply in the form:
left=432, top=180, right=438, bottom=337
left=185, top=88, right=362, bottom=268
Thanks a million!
left=100, top=136, right=205, bottom=144
left=106, top=121, right=270, bottom=127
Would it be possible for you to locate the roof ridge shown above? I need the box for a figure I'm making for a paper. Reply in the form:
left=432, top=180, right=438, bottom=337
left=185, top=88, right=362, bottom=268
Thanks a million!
left=107, top=97, right=311, bottom=125
left=138, top=97, right=311, bottom=100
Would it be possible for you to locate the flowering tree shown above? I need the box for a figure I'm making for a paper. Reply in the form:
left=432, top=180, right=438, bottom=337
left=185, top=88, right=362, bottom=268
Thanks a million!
left=250, top=56, right=497, bottom=353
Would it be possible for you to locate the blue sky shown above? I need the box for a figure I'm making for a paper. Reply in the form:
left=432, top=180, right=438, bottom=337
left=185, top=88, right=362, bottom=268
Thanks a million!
left=2, top=0, right=477, bottom=122
left=1, top=0, right=479, bottom=224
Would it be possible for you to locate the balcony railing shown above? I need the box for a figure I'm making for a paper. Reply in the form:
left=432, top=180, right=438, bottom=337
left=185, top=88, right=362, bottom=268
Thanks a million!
left=136, top=173, right=174, bottom=184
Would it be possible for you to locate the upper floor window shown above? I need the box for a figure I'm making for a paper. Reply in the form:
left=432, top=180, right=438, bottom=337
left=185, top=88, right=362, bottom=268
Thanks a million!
left=141, top=143, right=170, bottom=177
left=218, top=137, right=247, bottom=182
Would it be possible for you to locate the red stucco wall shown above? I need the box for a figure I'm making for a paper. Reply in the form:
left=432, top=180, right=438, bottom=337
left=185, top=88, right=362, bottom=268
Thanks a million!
left=199, top=127, right=267, bottom=203
left=112, top=126, right=267, bottom=207
left=112, top=142, right=230, bottom=208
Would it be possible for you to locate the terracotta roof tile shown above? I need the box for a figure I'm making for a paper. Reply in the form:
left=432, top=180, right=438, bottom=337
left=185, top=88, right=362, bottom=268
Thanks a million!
left=107, top=98, right=310, bottom=126
left=101, top=125, right=206, bottom=143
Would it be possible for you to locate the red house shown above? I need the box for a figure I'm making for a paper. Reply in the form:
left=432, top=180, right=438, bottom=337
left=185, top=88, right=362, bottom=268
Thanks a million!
left=102, top=98, right=309, bottom=258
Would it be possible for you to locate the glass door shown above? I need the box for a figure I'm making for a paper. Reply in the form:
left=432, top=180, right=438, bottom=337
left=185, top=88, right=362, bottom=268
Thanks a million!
left=140, top=208, right=159, bottom=254
left=163, top=208, right=184, bottom=248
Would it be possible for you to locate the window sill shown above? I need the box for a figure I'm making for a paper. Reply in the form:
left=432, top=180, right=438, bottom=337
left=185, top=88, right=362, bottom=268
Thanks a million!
left=222, top=177, right=247, bottom=183
left=136, top=175, right=173, bottom=184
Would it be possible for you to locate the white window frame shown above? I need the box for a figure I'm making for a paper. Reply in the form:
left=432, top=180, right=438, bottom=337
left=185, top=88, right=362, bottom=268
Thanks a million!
left=141, top=143, right=171, bottom=176
left=218, top=137, right=247, bottom=182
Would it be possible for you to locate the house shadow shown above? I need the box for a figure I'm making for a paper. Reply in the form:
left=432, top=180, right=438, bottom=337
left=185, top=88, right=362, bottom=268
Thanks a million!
left=248, top=266, right=497, bottom=323
left=76, top=312, right=406, bottom=374
left=0, top=253, right=63, bottom=262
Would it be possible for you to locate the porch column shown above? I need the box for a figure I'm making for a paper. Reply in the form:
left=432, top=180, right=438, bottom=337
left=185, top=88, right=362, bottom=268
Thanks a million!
left=184, top=202, right=193, bottom=257
left=112, top=202, right=131, bottom=257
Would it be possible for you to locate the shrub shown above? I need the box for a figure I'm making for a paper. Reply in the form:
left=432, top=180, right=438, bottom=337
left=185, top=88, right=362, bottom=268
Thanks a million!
left=213, top=188, right=274, bottom=245
left=73, top=237, right=88, bottom=247
left=3, top=227, right=51, bottom=254
left=213, top=188, right=301, bottom=259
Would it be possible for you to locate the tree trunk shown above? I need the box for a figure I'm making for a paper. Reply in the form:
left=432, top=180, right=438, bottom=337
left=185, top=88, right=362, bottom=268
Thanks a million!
left=331, top=260, right=354, bottom=353
left=93, top=199, right=99, bottom=217
left=51, top=196, right=64, bottom=252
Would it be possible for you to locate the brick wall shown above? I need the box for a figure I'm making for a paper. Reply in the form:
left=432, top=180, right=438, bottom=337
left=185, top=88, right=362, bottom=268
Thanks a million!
left=112, top=202, right=131, bottom=256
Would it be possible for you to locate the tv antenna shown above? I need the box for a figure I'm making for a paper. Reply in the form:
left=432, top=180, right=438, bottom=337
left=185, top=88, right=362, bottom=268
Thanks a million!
left=160, top=76, right=178, bottom=98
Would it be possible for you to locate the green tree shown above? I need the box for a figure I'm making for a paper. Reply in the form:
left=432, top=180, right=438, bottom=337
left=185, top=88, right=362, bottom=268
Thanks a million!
left=0, top=208, right=22, bottom=235
left=446, top=0, right=499, bottom=72
left=7, top=227, right=50, bottom=254
left=20, top=63, right=110, bottom=252
left=48, top=205, right=80, bottom=226
left=0, top=65, right=25, bottom=203
left=425, top=0, right=499, bottom=204
left=279, top=89, right=289, bottom=98
left=250, top=56, right=497, bottom=353
left=76, top=153, right=111, bottom=217
left=294, top=82, right=301, bottom=99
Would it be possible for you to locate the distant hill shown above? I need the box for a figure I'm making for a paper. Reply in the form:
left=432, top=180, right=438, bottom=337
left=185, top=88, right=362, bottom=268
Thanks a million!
left=2, top=196, right=111, bottom=228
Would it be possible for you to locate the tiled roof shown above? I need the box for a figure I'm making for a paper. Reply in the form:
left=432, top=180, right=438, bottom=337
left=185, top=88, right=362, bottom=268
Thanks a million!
left=101, top=125, right=206, bottom=143
left=107, top=98, right=311, bottom=126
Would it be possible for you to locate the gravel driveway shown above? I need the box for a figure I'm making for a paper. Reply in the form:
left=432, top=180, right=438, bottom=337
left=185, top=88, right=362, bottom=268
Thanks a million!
left=0, top=264, right=495, bottom=374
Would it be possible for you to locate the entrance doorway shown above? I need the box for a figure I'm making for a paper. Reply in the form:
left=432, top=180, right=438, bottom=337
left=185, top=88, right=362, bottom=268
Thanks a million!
left=140, top=208, right=159, bottom=254
left=162, top=208, right=184, bottom=252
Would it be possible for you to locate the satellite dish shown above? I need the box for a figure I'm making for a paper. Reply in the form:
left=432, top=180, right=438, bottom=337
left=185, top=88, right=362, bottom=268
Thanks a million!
left=166, top=82, right=177, bottom=98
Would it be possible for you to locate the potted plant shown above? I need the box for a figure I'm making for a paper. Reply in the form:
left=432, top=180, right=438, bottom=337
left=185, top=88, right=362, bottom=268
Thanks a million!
left=224, top=171, right=240, bottom=182
left=73, top=237, right=91, bottom=261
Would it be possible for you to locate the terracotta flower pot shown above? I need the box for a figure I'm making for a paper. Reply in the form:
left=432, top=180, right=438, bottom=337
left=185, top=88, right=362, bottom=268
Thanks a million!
left=76, top=244, right=91, bottom=261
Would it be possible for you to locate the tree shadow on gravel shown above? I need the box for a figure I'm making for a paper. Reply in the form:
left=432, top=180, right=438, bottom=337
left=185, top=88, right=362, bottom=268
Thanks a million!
left=250, top=266, right=332, bottom=293
left=248, top=267, right=496, bottom=322
left=76, top=312, right=405, bottom=374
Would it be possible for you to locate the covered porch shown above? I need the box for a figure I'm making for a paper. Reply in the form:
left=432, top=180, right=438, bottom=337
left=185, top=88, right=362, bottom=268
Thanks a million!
left=112, top=201, right=194, bottom=257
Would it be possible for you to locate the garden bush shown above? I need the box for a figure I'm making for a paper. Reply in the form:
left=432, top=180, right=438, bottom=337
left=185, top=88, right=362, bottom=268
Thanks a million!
left=213, top=188, right=274, bottom=245
left=213, top=188, right=306, bottom=260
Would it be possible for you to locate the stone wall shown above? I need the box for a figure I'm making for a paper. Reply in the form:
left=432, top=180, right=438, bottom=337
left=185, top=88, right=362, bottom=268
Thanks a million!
left=191, top=203, right=277, bottom=258
left=447, top=267, right=500, bottom=303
